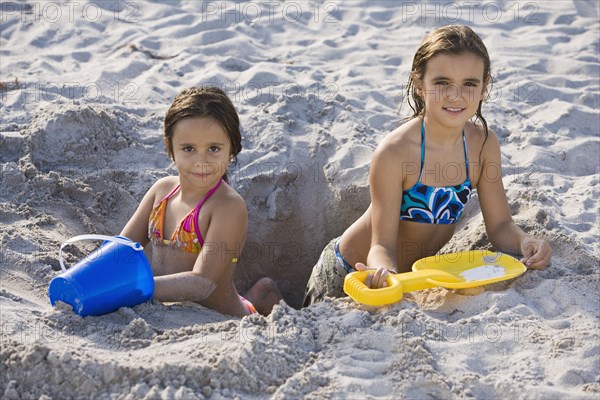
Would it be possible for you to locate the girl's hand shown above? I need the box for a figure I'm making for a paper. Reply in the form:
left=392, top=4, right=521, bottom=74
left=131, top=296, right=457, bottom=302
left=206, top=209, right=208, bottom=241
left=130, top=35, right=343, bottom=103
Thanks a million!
left=519, top=237, right=552, bottom=270
left=354, top=263, right=393, bottom=289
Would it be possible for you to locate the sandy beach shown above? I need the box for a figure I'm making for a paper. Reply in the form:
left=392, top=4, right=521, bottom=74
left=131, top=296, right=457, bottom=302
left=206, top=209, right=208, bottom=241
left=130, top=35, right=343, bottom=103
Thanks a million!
left=1, top=1, right=599, bottom=399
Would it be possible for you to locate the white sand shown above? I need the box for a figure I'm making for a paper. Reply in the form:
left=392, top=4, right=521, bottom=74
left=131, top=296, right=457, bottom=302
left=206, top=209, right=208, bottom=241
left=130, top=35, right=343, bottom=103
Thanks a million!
left=1, top=1, right=599, bottom=399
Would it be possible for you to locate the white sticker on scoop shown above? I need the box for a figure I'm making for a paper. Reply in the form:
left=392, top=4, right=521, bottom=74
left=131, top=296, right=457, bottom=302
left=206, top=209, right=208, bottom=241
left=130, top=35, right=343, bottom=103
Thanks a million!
left=459, top=265, right=506, bottom=282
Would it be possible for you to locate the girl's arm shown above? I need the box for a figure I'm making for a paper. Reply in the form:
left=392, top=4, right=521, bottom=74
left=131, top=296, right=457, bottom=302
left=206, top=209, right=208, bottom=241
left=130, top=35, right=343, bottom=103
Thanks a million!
left=355, top=139, right=405, bottom=288
left=153, top=193, right=247, bottom=302
left=477, top=130, right=552, bottom=269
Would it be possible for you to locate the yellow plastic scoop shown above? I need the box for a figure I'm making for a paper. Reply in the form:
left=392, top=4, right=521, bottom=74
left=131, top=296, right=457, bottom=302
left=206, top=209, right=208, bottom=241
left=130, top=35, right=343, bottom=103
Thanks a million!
left=343, top=250, right=527, bottom=306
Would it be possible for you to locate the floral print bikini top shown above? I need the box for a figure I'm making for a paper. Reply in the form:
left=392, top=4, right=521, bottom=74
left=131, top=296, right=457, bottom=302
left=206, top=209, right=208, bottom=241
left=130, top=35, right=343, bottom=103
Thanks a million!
left=148, top=179, right=223, bottom=253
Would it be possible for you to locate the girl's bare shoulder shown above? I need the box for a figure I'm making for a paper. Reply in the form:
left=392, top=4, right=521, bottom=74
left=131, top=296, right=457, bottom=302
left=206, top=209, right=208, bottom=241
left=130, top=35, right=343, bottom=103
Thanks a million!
left=149, top=176, right=179, bottom=202
left=465, top=121, right=500, bottom=159
left=375, top=118, right=422, bottom=161
left=206, top=184, right=247, bottom=235
left=213, top=182, right=247, bottom=214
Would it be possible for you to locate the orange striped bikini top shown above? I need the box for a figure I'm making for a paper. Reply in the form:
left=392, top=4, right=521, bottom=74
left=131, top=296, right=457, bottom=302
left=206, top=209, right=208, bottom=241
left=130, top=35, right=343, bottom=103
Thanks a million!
left=148, top=179, right=222, bottom=254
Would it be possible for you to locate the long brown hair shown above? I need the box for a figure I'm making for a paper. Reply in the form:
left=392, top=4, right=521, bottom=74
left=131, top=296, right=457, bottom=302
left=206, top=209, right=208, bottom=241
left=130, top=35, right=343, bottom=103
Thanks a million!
left=405, top=25, right=492, bottom=147
left=164, top=87, right=242, bottom=182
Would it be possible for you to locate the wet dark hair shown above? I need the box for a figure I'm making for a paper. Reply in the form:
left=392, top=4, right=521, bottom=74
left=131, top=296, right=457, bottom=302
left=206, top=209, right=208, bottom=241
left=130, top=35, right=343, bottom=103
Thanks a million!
left=164, top=86, right=242, bottom=182
left=405, top=25, right=492, bottom=150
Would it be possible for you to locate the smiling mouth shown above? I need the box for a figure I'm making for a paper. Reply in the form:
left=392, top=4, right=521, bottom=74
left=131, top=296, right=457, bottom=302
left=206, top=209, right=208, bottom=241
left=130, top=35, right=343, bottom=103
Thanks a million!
left=443, top=107, right=465, bottom=112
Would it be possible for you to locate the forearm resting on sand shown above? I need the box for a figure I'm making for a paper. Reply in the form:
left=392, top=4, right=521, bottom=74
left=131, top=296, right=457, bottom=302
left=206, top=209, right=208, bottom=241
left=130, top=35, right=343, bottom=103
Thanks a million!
left=491, top=221, right=552, bottom=268
left=487, top=221, right=528, bottom=255
left=153, top=272, right=217, bottom=302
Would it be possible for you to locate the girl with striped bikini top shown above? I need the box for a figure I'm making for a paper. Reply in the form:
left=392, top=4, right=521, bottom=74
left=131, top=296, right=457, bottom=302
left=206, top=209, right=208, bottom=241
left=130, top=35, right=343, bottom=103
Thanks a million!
left=120, top=87, right=282, bottom=317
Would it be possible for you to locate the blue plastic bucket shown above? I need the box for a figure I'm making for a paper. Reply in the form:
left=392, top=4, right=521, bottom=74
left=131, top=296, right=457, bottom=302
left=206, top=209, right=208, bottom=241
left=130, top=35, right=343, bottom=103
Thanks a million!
left=48, top=235, right=154, bottom=317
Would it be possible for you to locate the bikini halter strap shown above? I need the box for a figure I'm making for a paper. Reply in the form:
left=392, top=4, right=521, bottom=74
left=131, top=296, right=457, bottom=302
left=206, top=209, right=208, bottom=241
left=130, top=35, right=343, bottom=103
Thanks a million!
left=419, top=119, right=469, bottom=181
left=192, top=178, right=223, bottom=246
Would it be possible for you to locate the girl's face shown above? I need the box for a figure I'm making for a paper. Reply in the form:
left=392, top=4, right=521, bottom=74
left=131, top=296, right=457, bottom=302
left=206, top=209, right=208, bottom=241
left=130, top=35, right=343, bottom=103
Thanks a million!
left=169, top=117, right=232, bottom=187
left=418, top=52, right=486, bottom=130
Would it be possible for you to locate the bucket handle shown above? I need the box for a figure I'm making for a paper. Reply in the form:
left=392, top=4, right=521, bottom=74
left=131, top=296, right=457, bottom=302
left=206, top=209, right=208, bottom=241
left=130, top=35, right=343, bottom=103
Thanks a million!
left=59, top=234, right=144, bottom=272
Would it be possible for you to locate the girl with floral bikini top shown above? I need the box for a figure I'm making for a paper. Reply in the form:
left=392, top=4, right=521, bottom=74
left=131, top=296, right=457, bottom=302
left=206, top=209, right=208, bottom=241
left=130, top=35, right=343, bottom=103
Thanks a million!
left=121, top=87, right=282, bottom=317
